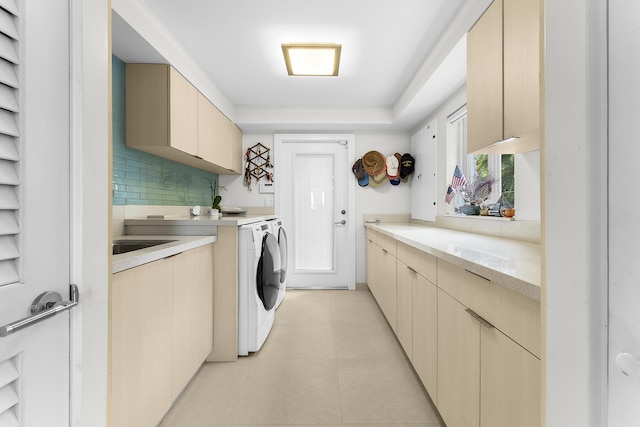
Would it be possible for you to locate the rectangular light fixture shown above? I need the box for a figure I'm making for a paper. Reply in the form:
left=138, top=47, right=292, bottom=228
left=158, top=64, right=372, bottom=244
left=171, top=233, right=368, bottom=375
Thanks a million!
left=281, top=43, right=342, bottom=76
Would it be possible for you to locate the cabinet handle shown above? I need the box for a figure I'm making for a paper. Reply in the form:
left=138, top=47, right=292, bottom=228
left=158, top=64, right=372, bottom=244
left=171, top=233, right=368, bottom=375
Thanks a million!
left=465, top=269, right=490, bottom=281
left=382, top=249, right=388, bottom=254
left=406, top=266, right=417, bottom=274
left=465, top=308, right=494, bottom=329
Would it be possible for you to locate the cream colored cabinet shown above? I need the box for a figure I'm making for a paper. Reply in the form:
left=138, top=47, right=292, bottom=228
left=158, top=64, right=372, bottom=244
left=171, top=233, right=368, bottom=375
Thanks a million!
left=437, top=289, right=481, bottom=427
left=110, top=244, right=214, bottom=427
left=366, top=232, right=379, bottom=298
left=395, top=260, right=413, bottom=359
left=197, top=92, right=230, bottom=168
left=230, top=122, right=243, bottom=174
left=412, top=271, right=438, bottom=401
left=480, top=324, right=541, bottom=427
left=363, top=227, right=540, bottom=426
left=126, top=63, right=242, bottom=175
left=467, top=0, right=541, bottom=154
left=437, top=260, right=541, bottom=427
left=366, top=230, right=397, bottom=331
left=171, top=244, right=213, bottom=398
left=208, top=225, right=240, bottom=361
left=111, top=258, right=174, bottom=427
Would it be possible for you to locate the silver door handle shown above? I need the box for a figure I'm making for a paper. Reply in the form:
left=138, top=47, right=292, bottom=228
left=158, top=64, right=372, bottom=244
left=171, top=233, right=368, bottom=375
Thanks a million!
left=334, top=220, right=346, bottom=225
left=0, top=284, right=79, bottom=337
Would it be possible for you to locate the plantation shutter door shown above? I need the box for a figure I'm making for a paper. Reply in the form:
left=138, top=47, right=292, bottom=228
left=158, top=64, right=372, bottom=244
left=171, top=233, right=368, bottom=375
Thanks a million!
left=0, top=0, right=20, bottom=288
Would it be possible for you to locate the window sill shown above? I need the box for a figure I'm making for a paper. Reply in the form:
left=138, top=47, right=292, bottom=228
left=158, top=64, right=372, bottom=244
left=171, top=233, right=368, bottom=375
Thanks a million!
left=444, top=213, right=515, bottom=221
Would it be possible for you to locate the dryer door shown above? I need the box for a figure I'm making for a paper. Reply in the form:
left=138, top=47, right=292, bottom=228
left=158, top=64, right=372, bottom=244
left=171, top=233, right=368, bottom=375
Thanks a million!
left=257, top=233, right=281, bottom=311
left=277, top=227, right=288, bottom=284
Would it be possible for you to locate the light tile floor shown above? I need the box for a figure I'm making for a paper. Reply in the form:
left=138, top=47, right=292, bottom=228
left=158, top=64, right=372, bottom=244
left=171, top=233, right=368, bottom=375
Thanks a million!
left=160, top=286, right=444, bottom=427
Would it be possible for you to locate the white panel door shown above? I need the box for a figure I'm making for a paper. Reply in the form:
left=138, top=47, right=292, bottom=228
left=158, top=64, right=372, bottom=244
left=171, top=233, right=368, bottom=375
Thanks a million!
left=411, top=119, right=437, bottom=221
left=0, top=1, right=73, bottom=425
left=275, top=134, right=355, bottom=289
left=608, top=1, right=640, bottom=425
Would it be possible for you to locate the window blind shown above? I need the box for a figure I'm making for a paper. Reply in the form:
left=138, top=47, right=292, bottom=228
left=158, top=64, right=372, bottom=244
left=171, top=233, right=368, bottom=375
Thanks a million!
left=0, top=0, right=20, bottom=287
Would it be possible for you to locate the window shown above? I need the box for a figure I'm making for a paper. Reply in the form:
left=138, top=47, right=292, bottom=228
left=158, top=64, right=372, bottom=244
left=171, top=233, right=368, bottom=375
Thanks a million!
left=449, top=106, right=515, bottom=207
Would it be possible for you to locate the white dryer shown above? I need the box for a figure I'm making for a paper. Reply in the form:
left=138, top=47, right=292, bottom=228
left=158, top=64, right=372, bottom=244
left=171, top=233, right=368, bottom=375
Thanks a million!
left=237, top=221, right=281, bottom=355
left=267, top=218, right=288, bottom=309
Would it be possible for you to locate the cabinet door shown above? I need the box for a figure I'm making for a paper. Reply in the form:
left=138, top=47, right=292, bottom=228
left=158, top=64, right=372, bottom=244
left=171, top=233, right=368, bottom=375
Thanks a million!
left=197, top=92, right=231, bottom=166
left=230, top=122, right=243, bottom=173
left=481, top=327, right=541, bottom=427
left=111, top=259, right=173, bottom=427
left=171, top=244, right=213, bottom=399
left=503, top=0, right=541, bottom=140
left=169, top=67, right=198, bottom=156
left=437, top=289, right=480, bottom=427
left=366, top=236, right=378, bottom=297
left=467, top=0, right=503, bottom=153
left=380, top=247, right=397, bottom=332
left=396, top=260, right=413, bottom=359
left=412, top=273, right=438, bottom=401
left=411, top=120, right=437, bottom=221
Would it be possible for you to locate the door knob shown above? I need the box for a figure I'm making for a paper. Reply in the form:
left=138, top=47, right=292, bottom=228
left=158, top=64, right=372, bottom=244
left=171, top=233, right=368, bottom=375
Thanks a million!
left=334, top=220, right=346, bottom=225
left=617, top=352, right=640, bottom=378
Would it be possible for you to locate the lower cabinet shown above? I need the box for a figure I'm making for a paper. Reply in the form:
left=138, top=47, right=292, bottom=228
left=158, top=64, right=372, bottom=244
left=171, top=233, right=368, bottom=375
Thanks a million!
left=437, top=289, right=481, bottom=427
left=437, top=288, right=541, bottom=427
left=411, top=271, right=438, bottom=402
left=110, top=244, right=213, bottom=427
left=366, top=231, right=397, bottom=332
left=364, top=226, right=541, bottom=427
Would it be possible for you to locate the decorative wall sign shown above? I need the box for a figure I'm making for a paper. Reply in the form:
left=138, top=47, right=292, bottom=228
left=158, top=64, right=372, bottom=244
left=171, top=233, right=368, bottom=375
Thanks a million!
left=244, top=142, right=273, bottom=189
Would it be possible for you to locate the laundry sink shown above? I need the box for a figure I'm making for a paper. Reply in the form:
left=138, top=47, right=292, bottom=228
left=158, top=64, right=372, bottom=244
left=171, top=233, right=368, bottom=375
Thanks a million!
left=112, top=239, right=177, bottom=255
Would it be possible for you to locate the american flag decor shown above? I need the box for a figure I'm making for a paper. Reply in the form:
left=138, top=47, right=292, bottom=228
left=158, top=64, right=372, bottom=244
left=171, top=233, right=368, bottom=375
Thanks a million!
left=445, top=186, right=455, bottom=204
left=451, top=165, right=467, bottom=189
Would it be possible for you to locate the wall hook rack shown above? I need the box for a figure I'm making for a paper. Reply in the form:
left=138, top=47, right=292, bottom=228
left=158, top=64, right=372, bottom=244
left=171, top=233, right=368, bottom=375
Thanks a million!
left=244, top=142, right=273, bottom=189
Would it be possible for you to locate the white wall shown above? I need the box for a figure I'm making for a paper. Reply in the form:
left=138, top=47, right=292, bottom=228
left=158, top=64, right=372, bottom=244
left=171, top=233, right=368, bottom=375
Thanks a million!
left=353, top=133, right=412, bottom=282
left=545, top=0, right=608, bottom=425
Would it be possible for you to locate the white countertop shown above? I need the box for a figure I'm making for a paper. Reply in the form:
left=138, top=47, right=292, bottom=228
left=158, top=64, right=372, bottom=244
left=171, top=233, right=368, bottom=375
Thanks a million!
left=112, top=235, right=216, bottom=274
left=366, top=223, right=541, bottom=301
left=124, top=213, right=277, bottom=227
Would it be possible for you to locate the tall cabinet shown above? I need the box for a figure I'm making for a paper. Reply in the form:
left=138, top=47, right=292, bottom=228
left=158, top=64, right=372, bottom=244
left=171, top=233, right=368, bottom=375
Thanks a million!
left=410, top=118, right=437, bottom=222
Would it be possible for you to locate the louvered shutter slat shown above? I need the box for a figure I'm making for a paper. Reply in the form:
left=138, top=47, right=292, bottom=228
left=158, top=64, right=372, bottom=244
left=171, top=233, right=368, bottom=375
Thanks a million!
left=0, top=0, right=19, bottom=287
left=0, top=60, right=17, bottom=88
left=0, top=0, right=18, bottom=17
left=0, top=135, right=18, bottom=161
left=0, top=33, right=17, bottom=65
left=0, top=84, right=17, bottom=112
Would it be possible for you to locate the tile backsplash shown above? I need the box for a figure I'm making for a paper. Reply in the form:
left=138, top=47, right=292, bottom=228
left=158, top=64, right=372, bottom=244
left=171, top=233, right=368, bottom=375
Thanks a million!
left=112, top=55, right=218, bottom=206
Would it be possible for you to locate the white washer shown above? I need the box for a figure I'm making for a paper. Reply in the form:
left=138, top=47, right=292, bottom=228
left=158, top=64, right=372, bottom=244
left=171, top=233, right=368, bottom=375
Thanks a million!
left=237, top=221, right=281, bottom=355
left=267, top=218, right=288, bottom=309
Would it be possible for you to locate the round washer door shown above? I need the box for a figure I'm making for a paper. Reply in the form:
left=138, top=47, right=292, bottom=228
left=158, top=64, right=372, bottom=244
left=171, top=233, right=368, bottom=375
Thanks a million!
left=256, top=233, right=281, bottom=311
left=277, top=227, right=288, bottom=284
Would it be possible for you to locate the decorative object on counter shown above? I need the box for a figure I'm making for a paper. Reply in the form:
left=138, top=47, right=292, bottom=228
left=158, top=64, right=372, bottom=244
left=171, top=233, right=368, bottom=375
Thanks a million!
left=445, top=165, right=467, bottom=208
left=489, top=195, right=515, bottom=218
left=220, top=206, right=247, bottom=215
left=351, top=158, right=369, bottom=187
left=209, top=195, right=222, bottom=217
left=244, top=142, right=273, bottom=190
left=386, top=154, right=401, bottom=185
left=460, top=174, right=496, bottom=205
left=399, top=153, right=415, bottom=183
left=460, top=204, right=481, bottom=215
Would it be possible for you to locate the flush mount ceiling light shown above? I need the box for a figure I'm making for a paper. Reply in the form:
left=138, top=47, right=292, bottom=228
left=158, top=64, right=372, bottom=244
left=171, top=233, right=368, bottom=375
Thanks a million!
left=281, top=43, right=342, bottom=76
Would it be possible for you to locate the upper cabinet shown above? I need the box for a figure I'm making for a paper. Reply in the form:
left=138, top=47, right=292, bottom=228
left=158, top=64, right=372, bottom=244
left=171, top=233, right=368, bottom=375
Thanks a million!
left=467, top=0, right=541, bottom=154
left=126, top=64, right=242, bottom=175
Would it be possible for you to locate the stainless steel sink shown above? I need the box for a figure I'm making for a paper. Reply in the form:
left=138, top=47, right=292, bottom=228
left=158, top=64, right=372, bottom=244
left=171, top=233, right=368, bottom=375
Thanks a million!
left=112, top=239, right=177, bottom=255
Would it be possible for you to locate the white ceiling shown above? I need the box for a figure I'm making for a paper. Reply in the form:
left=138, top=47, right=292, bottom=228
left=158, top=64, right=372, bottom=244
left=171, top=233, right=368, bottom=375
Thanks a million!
left=112, top=0, right=491, bottom=132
